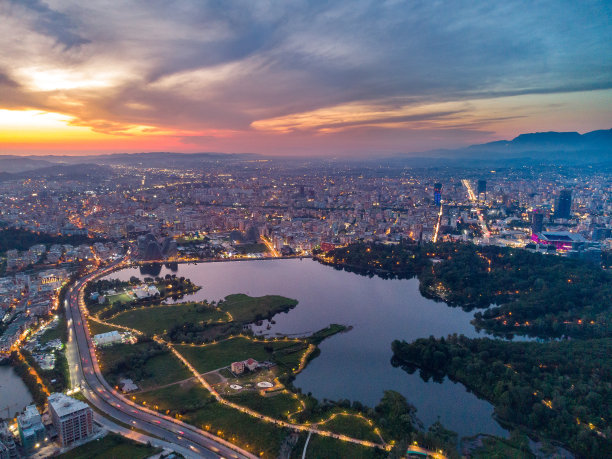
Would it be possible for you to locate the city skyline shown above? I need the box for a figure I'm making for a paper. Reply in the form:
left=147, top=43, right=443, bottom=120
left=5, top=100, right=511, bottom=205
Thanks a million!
left=1, top=0, right=611, bottom=156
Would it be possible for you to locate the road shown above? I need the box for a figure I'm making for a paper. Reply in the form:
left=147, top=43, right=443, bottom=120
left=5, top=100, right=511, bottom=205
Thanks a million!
left=260, top=235, right=281, bottom=257
left=462, top=179, right=491, bottom=238
left=64, top=255, right=256, bottom=459
left=432, top=202, right=443, bottom=243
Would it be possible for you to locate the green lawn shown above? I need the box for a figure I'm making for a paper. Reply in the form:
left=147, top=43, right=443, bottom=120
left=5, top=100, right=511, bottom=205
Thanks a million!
left=140, top=382, right=288, bottom=458
left=98, top=342, right=191, bottom=390
left=107, top=292, right=134, bottom=305
left=319, top=413, right=381, bottom=443
left=226, top=391, right=302, bottom=420
left=270, top=341, right=308, bottom=371
left=175, top=337, right=303, bottom=373
left=38, top=316, right=66, bottom=344
left=140, top=352, right=192, bottom=389
left=220, top=294, right=298, bottom=323
left=57, top=432, right=161, bottom=459
left=109, top=302, right=226, bottom=335
left=303, top=435, right=386, bottom=459
left=470, top=435, right=534, bottom=459
left=88, top=319, right=121, bottom=336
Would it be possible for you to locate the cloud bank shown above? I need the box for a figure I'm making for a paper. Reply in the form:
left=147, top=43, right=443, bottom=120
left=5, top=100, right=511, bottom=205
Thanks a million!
left=0, top=0, right=611, bottom=155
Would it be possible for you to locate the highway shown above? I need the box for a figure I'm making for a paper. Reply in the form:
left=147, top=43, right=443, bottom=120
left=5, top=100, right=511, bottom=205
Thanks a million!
left=462, top=179, right=491, bottom=238
left=64, top=255, right=256, bottom=459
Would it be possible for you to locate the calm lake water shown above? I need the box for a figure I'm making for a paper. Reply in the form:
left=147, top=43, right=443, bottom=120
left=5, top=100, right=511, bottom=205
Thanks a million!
left=105, top=258, right=507, bottom=438
left=0, top=365, right=34, bottom=419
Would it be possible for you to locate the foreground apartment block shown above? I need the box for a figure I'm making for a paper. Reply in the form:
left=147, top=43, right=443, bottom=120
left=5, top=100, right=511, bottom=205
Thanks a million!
left=48, top=393, right=93, bottom=447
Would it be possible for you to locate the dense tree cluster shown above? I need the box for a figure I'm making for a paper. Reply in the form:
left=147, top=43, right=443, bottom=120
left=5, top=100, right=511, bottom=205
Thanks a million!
left=101, top=340, right=166, bottom=386
left=0, top=227, right=105, bottom=253
left=8, top=352, right=47, bottom=408
left=22, top=348, right=69, bottom=394
left=418, top=244, right=612, bottom=338
left=392, top=336, right=612, bottom=457
left=322, top=241, right=612, bottom=339
left=319, top=240, right=429, bottom=279
left=322, top=241, right=612, bottom=455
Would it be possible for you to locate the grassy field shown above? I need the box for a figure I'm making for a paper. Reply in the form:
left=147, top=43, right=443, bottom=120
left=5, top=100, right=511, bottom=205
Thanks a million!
left=140, top=352, right=192, bottom=389
left=57, top=432, right=161, bottom=459
left=107, top=292, right=134, bottom=305
left=87, top=319, right=121, bottom=336
left=226, top=391, right=302, bottom=420
left=175, top=337, right=304, bottom=373
left=140, top=382, right=288, bottom=458
left=469, top=435, right=534, bottom=459
left=38, top=317, right=66, bottom=344
left=307, top=324, right=348, bottom=345
left=318, top=413, right=381, bottom=443
left=303, top=435, right=386, bottom=459
left=109, top=302, right=226, bottom=335
left=98, top=341, right=191, bottom=389
left=220, top=294, right=298, bottom=323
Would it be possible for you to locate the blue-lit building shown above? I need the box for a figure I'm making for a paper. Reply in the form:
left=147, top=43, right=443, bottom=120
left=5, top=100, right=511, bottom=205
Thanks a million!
left=555, top=189, right=572, bottom=219
left=433, top=183, right=442, bottom=205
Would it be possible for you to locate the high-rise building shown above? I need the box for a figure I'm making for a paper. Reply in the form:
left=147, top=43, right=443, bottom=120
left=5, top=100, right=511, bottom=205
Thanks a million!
left=531, top=211, right=544, bottom=234
left=48, top=393, right=93, bottom=447
left=555, top=189, right=572, bottom=219
left=17, top=405, right=45, bottom=451
left=433, top=183, right=442, bottom=205
left=477, top=180, right=487, bottom=200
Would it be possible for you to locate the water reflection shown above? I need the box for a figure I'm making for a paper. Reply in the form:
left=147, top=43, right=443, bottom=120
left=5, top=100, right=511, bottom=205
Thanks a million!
left=0, top=366, right=33, bottom=419
left=105, top=258, right=507, bottom=438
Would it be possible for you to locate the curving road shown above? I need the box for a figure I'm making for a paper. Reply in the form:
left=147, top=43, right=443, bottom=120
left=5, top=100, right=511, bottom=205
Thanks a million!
left=64, top=255, right=256, bottom=459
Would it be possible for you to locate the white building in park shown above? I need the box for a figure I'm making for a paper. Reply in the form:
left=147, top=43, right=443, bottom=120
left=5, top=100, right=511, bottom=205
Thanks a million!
left=93, top=330, right=122, bottom=346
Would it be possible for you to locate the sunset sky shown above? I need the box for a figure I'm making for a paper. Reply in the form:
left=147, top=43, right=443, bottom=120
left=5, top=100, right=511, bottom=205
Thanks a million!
left=1, top=0, right=611, bottom=157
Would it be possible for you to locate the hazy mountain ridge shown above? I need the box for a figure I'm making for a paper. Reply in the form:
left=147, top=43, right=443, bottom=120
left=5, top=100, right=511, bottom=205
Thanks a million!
left=378, top=128, right=611, bottom=166
left=0, top=163, right=112, bottom=182
left=0, top=155, right=55, bottom=173
left=473, top=128, right=611, bottom=151
left=1, top=129, right=610, bottom=172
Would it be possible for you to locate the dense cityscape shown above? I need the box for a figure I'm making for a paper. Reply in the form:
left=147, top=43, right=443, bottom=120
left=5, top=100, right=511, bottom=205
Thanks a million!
left=0, top=155, right=610, bottom=458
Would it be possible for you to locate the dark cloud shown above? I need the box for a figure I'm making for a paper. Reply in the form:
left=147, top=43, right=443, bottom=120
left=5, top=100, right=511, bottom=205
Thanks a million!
left=0, top=72, right=18, bottom=87
left=8, top=0, right=89, bottom=49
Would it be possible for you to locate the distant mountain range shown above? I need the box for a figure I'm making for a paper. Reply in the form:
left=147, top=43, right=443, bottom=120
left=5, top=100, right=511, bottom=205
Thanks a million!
left=0, top=129, right=610, bottom=173
left=0, top=152, right=258, bottom=174
left=0, top=163, right=112, bottom=182
left=409, top=128, right=612, bottom=163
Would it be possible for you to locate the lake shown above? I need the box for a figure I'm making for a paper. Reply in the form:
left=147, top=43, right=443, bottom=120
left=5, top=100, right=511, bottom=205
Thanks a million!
left=0, top=365, right=34, bottom=419
left=104, top=258, right=507, bottom=438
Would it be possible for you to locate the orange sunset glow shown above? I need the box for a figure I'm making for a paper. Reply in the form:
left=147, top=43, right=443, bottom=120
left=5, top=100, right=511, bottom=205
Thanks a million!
left=0, top=1, right=611, bottom=157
